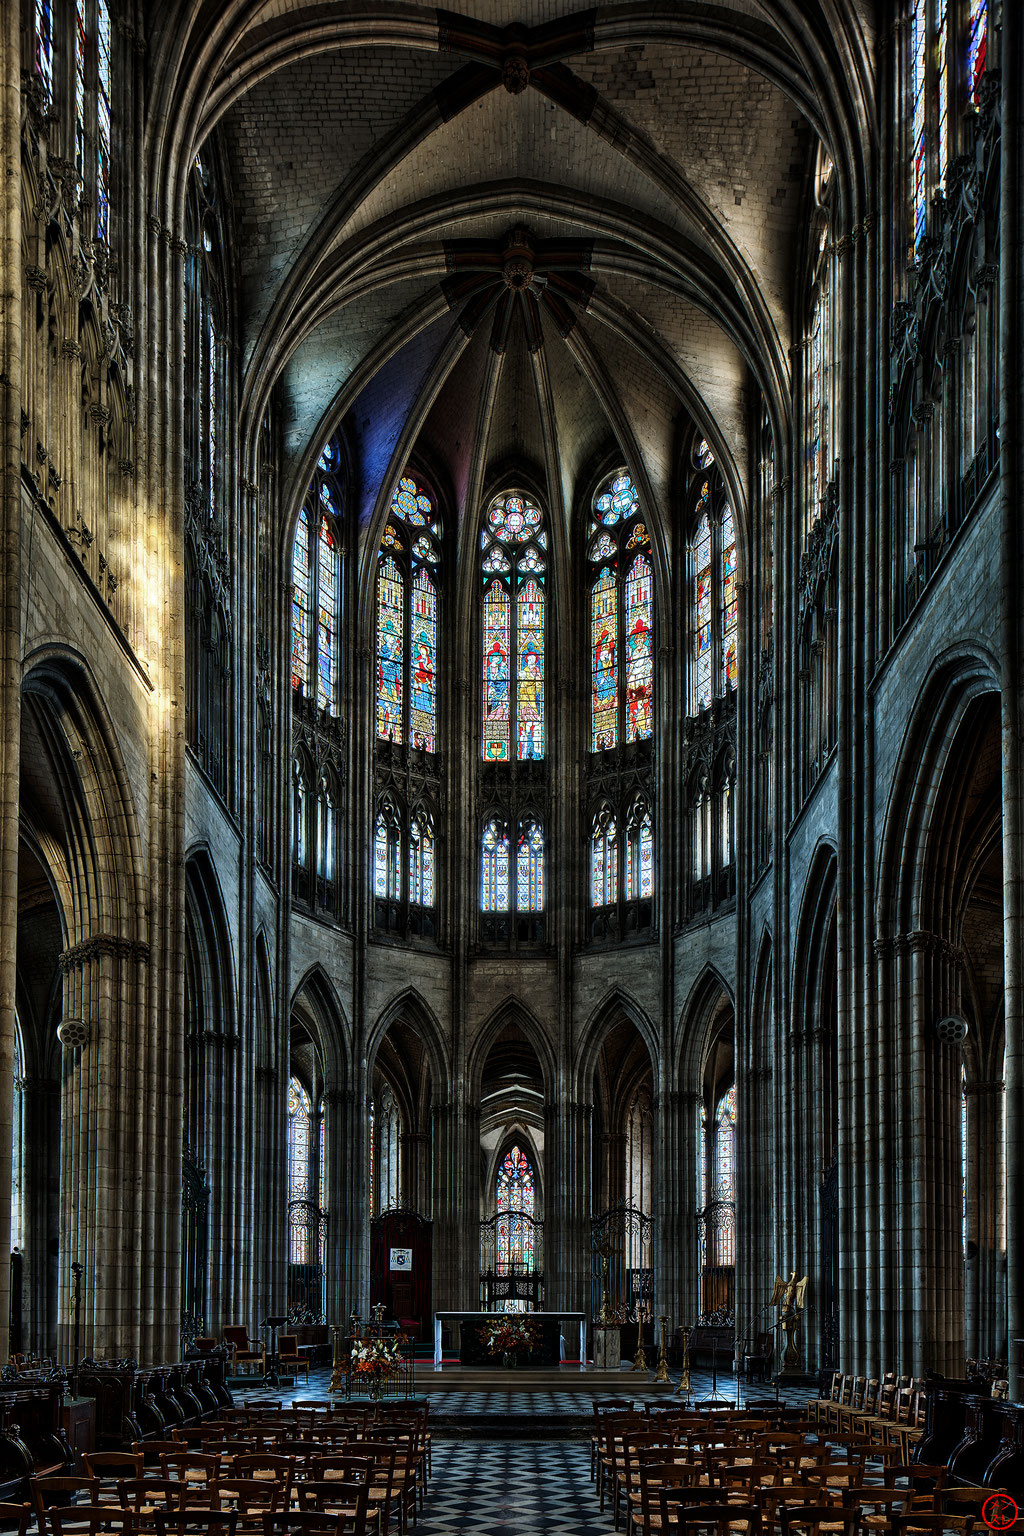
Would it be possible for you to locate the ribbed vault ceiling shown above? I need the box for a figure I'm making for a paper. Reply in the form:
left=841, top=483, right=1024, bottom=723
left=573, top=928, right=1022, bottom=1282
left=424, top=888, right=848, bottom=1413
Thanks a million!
left=162, top=1, right=860, bottom=547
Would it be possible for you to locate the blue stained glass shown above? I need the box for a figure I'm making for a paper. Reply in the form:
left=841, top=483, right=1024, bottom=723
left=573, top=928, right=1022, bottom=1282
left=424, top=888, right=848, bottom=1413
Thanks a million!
left=483, top=580, right=511, bottom=761
left=967, top=1, right=987, bottom=105
left=97, top=0, right=111, bottom=242
left=410, top=568, right=436, bottom=751
left=481, top=819, right=510, bottom=911
left=516, top=821, right=544, bottom=912
left=316, top=518, right=338, bottom=712
left=292, top=508, right=310, bottom=692
left=516, top=578, right=544, bottom=761
left=591, top=814, right=618, bottom=907
left=34, top=1, right=53, bottom=98
left=376, top=555, right=404, bottom=743
left=496, top=1145, right=535, bottom=1274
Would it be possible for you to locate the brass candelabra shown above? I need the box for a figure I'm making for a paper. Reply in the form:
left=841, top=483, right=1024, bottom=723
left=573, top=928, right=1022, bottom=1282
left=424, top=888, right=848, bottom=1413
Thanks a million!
left=653, top=1315, right=671, bottom=1384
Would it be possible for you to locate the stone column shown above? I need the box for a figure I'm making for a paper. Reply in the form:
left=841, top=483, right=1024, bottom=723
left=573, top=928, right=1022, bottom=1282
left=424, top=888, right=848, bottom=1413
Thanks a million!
left=19, top=1076, right=59, bottom=1356
left=57, top=933, right=151, bottom=1361
left=0, top=0, right=25, bottom=1366
left=547, top=1096, right=590, bottom=1314
left=325, top=1086, right=363, bottom=1324
left=658, top=1090, right=700, bottom=1337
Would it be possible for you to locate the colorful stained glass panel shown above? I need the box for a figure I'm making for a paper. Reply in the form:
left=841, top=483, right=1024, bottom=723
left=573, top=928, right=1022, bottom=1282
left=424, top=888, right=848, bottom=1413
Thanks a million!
left=482, top=820, right=510, bottom=911
left=968, top=1, right=987, bottom=104
left=721, top=505, right=737, bottom=692
left=516, top=821, right=544, bottom=912
left=516, top=578, right=544, bottom=761
left=376, top=555, right=404, bottom=742
left=291, top=508, right=310, bottom=692
left=97, top=0, right=111, bottom=242
left=34, top=1, right=53, bottom=98
left=624, top=553, right=653, bottom=742
left=694, top=515, right=712, bottom=711
left=316, top=518, right=338, bottom=712
left=912, top=0, right=927, bottom=256
left=410, top=568, right=437, bottom=751
left=482, top=580, right=511, bottom=761
left=591, top=568, right=618, bottom=751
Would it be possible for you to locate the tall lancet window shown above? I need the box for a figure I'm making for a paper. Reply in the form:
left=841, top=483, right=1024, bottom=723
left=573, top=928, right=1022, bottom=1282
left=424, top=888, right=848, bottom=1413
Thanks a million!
left=371, top=1085, right=402, bottom=1215
left=480, top=492, right=547, bottom=762
left=481, top=818, right=511, bottom=912
left=287, top=1077, right=327, bottom=1320
left=287, top=1079, right=312, bottom=1263
left=375, top=475, right=441, bottom=750
left=687, top=438, right=739, bottom=715
left=588, top=473, right=653, bottom=750
left=290, top=440, right=344, bottom=714
left=697, top=1084, right=736, bottom=1319
left=496, top=1144, right=536, bottom=1275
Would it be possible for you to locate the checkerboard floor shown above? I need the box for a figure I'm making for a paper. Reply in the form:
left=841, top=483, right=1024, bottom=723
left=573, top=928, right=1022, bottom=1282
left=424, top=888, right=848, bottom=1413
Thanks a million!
left=418, top=1441, right=606, bottom=1536
left=236, top=1366, right=809, bottom=1415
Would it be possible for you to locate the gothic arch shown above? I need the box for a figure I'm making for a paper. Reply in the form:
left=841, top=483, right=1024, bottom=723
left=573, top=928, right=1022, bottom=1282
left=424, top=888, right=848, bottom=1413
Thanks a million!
left=185, top=849, right=236, bottom=1040
left=468, top=999, right=557, bottom=1104
left=366, top=988, right=450, bottom=1099
left=289, top=965, right=352, bottom=1088
left=483, top=1128, right=545, bottom=1220
left=792, top=844, right=838, bottom=1034
left=575, top=989, right=658, bottom=1099
left=675, top=966, right=734, bottom=1090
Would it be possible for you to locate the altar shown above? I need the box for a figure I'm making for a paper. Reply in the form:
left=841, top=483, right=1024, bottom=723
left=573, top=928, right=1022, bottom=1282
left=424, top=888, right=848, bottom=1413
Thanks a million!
left=434, top=1311, right=588, bottom=1369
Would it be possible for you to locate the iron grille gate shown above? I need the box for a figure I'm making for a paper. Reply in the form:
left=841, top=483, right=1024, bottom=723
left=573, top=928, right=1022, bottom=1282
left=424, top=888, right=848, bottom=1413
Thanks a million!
left=479, top=1213, right=544, bottom=1309
left=590, top=1203, right=654, bottom=1321
left=287, top=1198, right=327, bottom=1323
left=696, top=1198, right=735, bottom=1322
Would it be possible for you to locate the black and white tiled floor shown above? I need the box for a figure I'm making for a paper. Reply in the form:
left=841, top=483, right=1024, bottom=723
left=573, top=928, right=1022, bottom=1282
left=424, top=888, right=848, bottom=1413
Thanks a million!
left=417, top=1442, right=605, bottom=1536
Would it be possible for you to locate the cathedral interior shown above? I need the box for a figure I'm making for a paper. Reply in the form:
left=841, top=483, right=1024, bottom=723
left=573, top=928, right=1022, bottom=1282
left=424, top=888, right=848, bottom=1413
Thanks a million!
left=3, top=0, right=1022, bottom=1448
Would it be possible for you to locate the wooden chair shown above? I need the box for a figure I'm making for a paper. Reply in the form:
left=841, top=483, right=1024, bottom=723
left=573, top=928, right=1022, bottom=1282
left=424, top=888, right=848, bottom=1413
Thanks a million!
left=674, top=1504, right=762, bottom=1534
left=132, top=1446, right=183, bottom=1474
left=48, top=1508, right=137, bottom=1536
left=892, top=1518, right=975, bottom=1534
left=292, top=1481, right=370, bottom=1536
left=159, top=1456, right=223, bottom=1490
left=223, top=1329, right=265, bottom=1378
left=153, top=1514, right=239, bottom=1536
left=0, top=1504, right=34, bottom=1536
left=277, top=1340, right=310, bottom=1386
left=32, top=1480, right=104, bottom=1534
left=85, top=1457, right=146, bottom=1489
left=260, top=1518, right=346, bottom=1536
left=231, top=1459, right=295, bottom=1501
left=778, top=1509, right=855, bottom=1536
left=210, top=1479, right=283, bottom=1534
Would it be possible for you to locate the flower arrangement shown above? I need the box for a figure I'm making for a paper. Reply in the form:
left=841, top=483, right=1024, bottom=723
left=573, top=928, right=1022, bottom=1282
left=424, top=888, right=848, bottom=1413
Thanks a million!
left=350, top=1330, right=408, bottom=1399
left=478, top=1314, right=541, bottom=1360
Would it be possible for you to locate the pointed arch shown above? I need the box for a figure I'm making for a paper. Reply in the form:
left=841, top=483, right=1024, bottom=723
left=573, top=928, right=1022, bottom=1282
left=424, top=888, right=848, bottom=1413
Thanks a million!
left=366, top=988, right=451, bottom=1099
left=467, top=998, right=557, bottom=1104
left=575, top=988, right=659, bottom=1098
left=675, top=965, right=735, bottom=1091
left=289, top=964, right=352, bottom=1088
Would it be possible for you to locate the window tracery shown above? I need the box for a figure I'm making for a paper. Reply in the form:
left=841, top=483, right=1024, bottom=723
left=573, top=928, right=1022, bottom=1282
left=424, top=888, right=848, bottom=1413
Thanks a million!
left=376, top=475, right=441, bottom=750
left=588, top=473, right=652, bottom=750
left=287, top=1077, right=327, bottom=1321
left=495, top=1144, right=536, bottom=1274
left=481, top=492, right=546, bottom=762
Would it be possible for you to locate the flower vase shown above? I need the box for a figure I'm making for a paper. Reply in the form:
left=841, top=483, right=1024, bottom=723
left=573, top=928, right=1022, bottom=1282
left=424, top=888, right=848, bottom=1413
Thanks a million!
left=502, top=1352, right=517, bottom=1370
left=369, top=1376, right=385, bottom=1402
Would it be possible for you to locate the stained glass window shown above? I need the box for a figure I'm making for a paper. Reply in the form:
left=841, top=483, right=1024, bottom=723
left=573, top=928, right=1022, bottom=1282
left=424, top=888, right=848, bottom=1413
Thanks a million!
left=374, top=1085, right=402, bottom=1214
left=516, top=820, right=545, bottom=912
left=626, top=1086, right=653, bottom=1226
left=937, top=0, right=949, bottom=194
left=517, top=580, right=544, bottom=760
left=75, top=1, right=86, bottom=181
left=912, top=0, right=928, bottom=257
left=967, top=1, right=987, bottom=104
left=292, top=508, right=311, bottom=691
left=624, top=554, right=653, bottom=742
left=626, top=803, right=654, bottom=901
left=481, top=819, right=510, bottom=911
left=316, top=519, right=338, bottom=712
left=292, top=445, right=344, bottom=714
left=714, top=1086, right=736, bottom=1206
left=721, top=505, right=738, bottom=691
left=694, top=514, right=713, bottom=711
left=591, top=568, right=618, bottom=750
left=481, top=492, right=545, bottom=761
left=496, top=1144, right=536, bottom=1274
left=376, top=473, right=441, bottom=751
left=410, top=569, right=437, bottom=751
left=409, top=811, right=435, bottom=908
left=591, top=810, right=618, bottom=907
left=373, top=804, right=401, bottom=901
left=376, top=555, right=404, bottom=744
left=34, top=1, right=53, bottom=99
left=483, top=581, right=510, bottom=760
left=97, top=0, right=111, bottom=242
left=288, top=1079, right=311, bottom=1263
left=590, top=472, right=653, bottom=752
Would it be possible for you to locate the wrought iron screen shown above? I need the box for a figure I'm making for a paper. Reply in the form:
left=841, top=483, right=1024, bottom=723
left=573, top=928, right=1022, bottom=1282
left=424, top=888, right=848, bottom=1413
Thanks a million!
left=696, top=1198, right=735, bottom=1322
left=287, top=1198, right=327, bottom=1323
left=479, top=1213, right=544, bottom=1310
left=181, top=1146, right=209, bottom=1353
left=590, top=1203, right=654, bottom=1320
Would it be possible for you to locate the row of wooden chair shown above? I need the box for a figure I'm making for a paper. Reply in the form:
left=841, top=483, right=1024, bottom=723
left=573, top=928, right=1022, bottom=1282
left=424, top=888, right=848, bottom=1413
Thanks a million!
left=808, top=1373, right=926, bottom=1460
left=589, top=1402, right=999, bottom=1534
